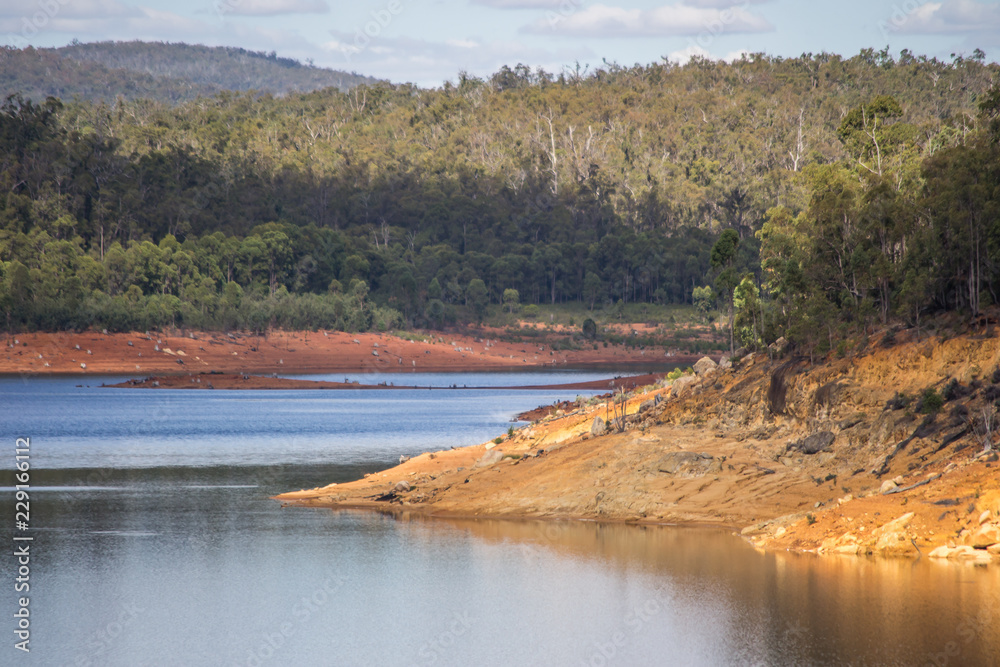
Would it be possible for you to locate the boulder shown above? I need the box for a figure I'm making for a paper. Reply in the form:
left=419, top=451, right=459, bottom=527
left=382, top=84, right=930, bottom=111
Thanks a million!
left=693, top=356, right=718, bottom=376
left=475, top=449, right=504, bottom=468
left=671, top=375, right=699, bottom=397
left=638, top=399, right=655, bottom=414
left=957, top=547, right=993, bottom=563
left=792, top=431, right=836, bottom=455
left=837, top=413, right=866, bottom=430
left=871, top=512, right=916, bottom=555
left=928, top=545, right=954, bottom=559
left=717, top=356, right=733, bottom=371
left=833, top=544, right=861, bottom=555
left=880, top=480, right=898, bottom=495
left=591, top=416, right=606, bottom=436
left=769, top=336, right=789, bottom=354
left=970, top=524, right=1000, bottom=548
left=947, top=545, right=977, bottom=559
left=979, top=510, right=992, bottom=525
left=656, top=452, right=719, bottom=477
left=393, top=480, right=411, bottom=493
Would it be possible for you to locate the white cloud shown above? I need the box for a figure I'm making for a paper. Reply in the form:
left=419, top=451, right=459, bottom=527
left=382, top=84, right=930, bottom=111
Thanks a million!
left=0, top=0, right=139, bottom=20
left=446, top=38, right=480, bottom=48
left=685, top=0, right=771, bottom=7
left=214, top=0, right=329, bottom=17
left=0, top=3, right=328, bottom=55
left=323, top=29, right=589, bottom=86
left=522, top=2, right=772, bottom=37
left=1, top=6, right=207, bottom=45
left=666, top=43, right=710, bottom=63
left=471, top=0, right=568, bottom=7
left=666, top=44, right=748, bottom=64
left=889, top=0, right=1000, bottom=34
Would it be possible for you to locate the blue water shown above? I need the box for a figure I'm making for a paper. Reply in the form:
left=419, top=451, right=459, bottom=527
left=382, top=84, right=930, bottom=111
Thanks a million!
left=0, top=373, right=607, bottom=470
left=2, top=374, right=999, bottom=666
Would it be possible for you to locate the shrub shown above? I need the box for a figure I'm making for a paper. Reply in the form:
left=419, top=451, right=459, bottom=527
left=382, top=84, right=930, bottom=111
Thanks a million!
left=942, top=378, right=968, bottom=401
left=918, top=388, right=944, bottom=414
left=885, top=392, right=910, bottom=411
left=667, top=368, right=685, bottom=381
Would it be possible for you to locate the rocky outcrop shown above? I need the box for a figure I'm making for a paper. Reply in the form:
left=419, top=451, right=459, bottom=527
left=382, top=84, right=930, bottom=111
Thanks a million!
left=656, top=452, right=719, bottom=477
left=789, top=431, right=835, bottom=455
left=969, top=524, right=1000, bottom=548
left=671, top=374, right=699, bottom=397
left=693, top=356, right=718, bottom=376
left=474, top=449, right=503, bottom=468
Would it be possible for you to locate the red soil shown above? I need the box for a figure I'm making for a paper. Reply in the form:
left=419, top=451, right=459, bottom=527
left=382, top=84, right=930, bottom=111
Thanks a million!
left=1, top=329, right=695, bottom=377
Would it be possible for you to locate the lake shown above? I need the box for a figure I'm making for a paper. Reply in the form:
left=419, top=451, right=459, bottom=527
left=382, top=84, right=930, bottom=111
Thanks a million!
left=2, top=373, right=999, bottom=666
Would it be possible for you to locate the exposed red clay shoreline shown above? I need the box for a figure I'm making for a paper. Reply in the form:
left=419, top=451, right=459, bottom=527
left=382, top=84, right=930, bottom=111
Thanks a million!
left=104, top=371, right=667, bottom=392
left=1, top=329, right=699, bottom=377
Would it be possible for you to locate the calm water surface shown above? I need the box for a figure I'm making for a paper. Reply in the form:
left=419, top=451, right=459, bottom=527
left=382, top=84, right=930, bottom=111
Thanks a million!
left=2, top=374, right=999, bottom=666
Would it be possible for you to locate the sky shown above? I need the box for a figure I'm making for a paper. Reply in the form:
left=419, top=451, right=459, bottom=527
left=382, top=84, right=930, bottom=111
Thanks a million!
left=2, top=0, right=999, bottom=87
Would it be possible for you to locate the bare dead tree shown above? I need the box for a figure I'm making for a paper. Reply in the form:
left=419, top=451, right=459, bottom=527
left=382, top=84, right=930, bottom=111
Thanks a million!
left=969, top=405, right=996, bottom=452
left=606, top=387, right=628, bottom=433
left=788, top=107, right=805, bottom=172
left=540, top=110, right=558, bottom=195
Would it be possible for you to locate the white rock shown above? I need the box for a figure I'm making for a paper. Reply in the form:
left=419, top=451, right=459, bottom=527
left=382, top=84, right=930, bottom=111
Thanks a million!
left=693, top=356, right=718, bottom=376
left=833, top=544, right=861, bottom=555
left=970, top=523, right=1000, bottom=548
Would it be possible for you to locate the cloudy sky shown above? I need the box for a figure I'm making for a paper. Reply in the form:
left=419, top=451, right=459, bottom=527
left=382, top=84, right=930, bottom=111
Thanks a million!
left=3, top=0, right=999, bottom=87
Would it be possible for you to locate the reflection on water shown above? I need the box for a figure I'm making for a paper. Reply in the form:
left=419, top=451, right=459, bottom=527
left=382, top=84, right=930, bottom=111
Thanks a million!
left=428, top=517, right=1000, bottom=666
left=8, top=479, right=997, bottom=667
left=2, top=374, right=999, bottom=666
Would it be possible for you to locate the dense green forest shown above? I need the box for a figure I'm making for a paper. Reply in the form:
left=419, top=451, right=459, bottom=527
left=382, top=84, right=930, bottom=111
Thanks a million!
left=1, top=45, right=998, bottom=355
left=0, top=42, right=377, bottom=104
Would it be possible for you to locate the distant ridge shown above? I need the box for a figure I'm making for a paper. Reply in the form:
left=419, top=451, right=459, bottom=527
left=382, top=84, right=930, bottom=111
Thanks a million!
left=0, top=41, right=380, bottom=104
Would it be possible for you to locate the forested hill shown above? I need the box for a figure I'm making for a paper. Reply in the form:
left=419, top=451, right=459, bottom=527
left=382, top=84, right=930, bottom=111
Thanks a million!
left=1, top=49, right=999, bottom=355
left=0, top=42, right=378, bottom=103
